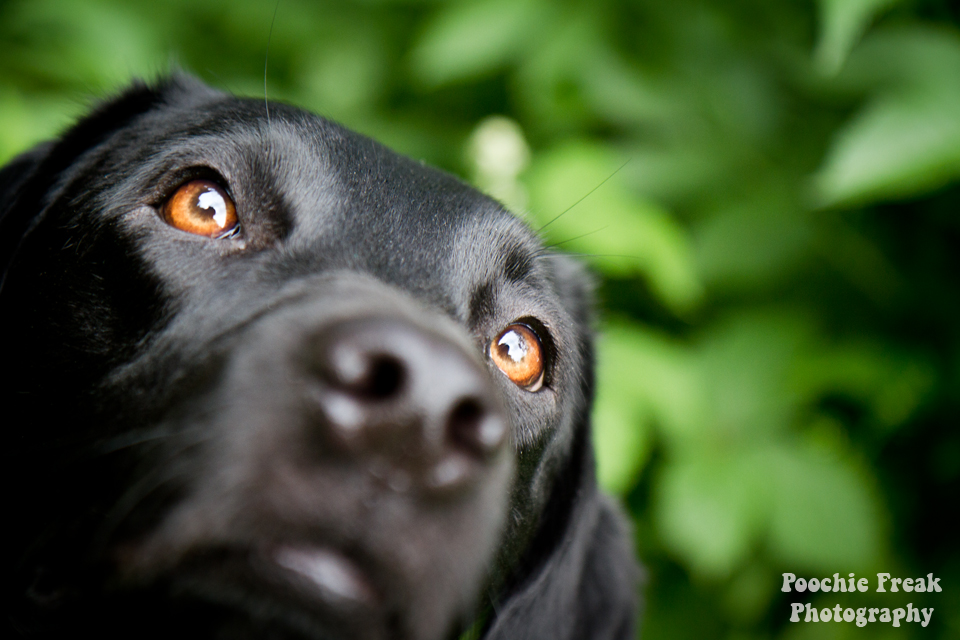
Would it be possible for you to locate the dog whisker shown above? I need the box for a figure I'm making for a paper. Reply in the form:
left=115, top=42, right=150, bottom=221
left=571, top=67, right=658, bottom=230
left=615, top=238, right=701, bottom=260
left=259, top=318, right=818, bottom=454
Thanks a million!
left=538, top=251, right=642, bottom=262
left=543, top=226, right=611, bottom=250
left=90, top=428, right=179, bottom=456
left=535, top=159, right=631, bottom=234
left=93, top=462, right=190, bottom=554
left=263, top=0, right=282, bottom=125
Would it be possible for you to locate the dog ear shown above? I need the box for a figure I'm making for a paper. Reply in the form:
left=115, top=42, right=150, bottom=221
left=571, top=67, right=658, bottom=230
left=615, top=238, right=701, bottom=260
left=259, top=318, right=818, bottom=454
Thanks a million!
left=484, top=490, right=639, bottom=640
left=0, top=75, right=217, bottom=285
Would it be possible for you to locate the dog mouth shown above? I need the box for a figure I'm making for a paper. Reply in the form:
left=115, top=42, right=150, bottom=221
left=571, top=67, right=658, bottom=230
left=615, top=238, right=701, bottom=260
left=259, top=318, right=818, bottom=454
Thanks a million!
left=115, top=538, right=391, bottom=629
left=191, top=544, right=382, bottom=606
left=270, top=544, right=380, bottom=608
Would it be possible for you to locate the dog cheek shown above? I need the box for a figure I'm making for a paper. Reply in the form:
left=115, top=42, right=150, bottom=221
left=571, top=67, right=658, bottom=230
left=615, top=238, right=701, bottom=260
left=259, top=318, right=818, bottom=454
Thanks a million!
left=5, top=221, right=167, bottom=390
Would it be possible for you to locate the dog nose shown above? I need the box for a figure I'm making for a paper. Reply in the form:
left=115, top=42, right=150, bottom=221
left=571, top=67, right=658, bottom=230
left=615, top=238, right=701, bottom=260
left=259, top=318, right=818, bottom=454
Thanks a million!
left=306, top=318, right=508, bottom=490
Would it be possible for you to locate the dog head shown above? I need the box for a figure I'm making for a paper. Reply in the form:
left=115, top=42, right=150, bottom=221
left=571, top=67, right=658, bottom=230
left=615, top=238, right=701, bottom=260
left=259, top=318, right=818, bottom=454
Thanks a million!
left=1, top=76, right=604, bottom=639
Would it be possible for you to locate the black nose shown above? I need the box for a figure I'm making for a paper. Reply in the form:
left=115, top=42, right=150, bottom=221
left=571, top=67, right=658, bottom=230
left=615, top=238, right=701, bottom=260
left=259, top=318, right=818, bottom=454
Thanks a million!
left=305, top=318, right=508, bottom=491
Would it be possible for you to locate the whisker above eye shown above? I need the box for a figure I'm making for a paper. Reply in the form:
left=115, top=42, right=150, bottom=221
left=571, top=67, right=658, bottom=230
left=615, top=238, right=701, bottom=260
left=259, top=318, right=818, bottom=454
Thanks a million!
left=543, top=226, right=610, bottom=250
left=263, top=0, right=283, bottom=125
left=535, top=159, right=631, bottom=234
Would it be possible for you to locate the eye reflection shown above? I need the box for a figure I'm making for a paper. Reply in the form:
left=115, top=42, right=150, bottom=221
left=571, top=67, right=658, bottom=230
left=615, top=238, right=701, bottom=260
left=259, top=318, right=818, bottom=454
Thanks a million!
left=197, top=188, right=229, bottom=228
left=498, top=330, right=528, bottom=362
left=490, top=323, right=544, bottom=391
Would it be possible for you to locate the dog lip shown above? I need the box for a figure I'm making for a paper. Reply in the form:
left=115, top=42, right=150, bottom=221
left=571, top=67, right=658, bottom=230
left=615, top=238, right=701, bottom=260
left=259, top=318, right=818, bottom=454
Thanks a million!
left=272, top=544, right=379, bottom=606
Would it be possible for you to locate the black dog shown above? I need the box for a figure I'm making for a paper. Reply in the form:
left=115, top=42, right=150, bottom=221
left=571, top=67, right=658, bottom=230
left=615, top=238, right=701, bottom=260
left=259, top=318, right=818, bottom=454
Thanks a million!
left=1, top=75, right=638, bottom=640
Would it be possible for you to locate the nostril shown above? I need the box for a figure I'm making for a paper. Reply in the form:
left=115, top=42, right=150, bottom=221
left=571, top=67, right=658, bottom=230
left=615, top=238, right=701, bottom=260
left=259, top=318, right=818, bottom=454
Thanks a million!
left=449, top=398, right=482, bottom=435
left=324, top=343, right=406, bottom=400
left=365, top=356, right=404, bottom=399
left=447, top=398, right=506, bottom=458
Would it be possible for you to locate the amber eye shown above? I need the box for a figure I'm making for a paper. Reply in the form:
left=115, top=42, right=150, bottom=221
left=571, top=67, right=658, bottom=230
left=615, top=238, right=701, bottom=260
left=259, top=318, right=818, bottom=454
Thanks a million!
left=162, top=179, right=238, bottom=238
left=490, top=323, right=545, bottom=391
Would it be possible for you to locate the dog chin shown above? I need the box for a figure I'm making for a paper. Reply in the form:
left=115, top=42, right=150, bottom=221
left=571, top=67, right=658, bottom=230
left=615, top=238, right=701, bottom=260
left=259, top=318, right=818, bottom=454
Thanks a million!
left=110, top=540, right=467, bottom=640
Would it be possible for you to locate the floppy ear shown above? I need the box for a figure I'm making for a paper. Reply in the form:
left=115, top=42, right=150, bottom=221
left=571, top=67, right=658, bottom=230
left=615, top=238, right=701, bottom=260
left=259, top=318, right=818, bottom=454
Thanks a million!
left=484, top=478, right=640, bottom=640
left=0, top=75, right=218, bottom=286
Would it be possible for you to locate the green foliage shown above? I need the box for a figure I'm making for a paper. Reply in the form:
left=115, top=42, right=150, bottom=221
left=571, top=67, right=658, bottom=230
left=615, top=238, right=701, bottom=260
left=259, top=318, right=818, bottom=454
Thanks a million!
left=2, top=0, right=958, bottom=638
left=410, top=0, right=548, bottom=86
left=525, top=142, right=703, bottom=311
left=815, top=26, right=960, bottom=206
left=814, top=0, right=901, bottom=74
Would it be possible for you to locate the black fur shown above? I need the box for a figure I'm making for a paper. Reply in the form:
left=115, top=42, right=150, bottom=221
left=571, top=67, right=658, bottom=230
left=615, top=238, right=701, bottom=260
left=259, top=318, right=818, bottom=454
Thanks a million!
left=1, top=75, right=638, bottom=640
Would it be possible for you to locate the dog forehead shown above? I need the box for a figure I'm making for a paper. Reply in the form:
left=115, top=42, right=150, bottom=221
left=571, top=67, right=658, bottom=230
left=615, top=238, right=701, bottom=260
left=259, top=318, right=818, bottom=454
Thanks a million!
left=246, top=102, right=529, bottom=245
left=96, top=93, right=550, bottom=314
left=187, top=101, right=543, bottom=289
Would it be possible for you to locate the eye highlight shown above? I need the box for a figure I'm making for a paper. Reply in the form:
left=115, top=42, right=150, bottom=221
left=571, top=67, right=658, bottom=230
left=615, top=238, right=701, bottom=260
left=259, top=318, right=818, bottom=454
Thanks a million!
left=162, top=179, right=238, bottom=238
left=490, top=323, right=544, bottom=391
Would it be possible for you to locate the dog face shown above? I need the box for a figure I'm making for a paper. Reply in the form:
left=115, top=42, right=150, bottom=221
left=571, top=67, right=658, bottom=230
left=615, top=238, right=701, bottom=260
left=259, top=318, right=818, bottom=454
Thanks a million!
left=1, top=76, right=628, bottom=640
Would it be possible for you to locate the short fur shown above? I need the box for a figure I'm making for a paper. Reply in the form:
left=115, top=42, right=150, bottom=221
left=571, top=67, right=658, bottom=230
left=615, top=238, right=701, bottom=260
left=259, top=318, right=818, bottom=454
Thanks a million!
left=1, top=75, right=638, bottom=640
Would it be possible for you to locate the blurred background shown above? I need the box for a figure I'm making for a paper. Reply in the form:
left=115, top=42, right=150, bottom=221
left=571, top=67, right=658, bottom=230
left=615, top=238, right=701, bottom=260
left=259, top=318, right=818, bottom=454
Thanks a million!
left=1, top=0, right=957, bottom=637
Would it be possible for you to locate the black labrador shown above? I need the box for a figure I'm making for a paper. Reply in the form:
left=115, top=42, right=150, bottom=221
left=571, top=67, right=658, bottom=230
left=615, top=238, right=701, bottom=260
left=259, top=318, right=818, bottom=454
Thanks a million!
left=0, top=75, right=638, bottom=640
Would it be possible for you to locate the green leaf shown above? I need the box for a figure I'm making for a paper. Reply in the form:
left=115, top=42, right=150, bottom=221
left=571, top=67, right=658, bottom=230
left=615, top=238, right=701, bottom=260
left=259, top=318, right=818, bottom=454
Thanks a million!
left=525, top=142, right=703, bottom=313
left=592, top=389, right=650, bottom=496
left=814, top=92, right=960, bottom=207
left=814, top=27, right=960, bottom=207
left=0, top=86, right=79, bottom=164
left=694, top=193, right=813, bottom=293
left=654, top=448, right=768, bottom=579
left=10, top=0, right=164, bottom=90
left=766, top=439, right=884, bottom=571
left=702, top=312, right=814, bottom=437
left=409, top=0, right=546, bottom=86
left=814, top=0, right=901, bottom=75
left=592, top=323, right=702, bottom=495
left=791, top=342, right=934, bottom=430
left=591, top=324, right=669, bottom=494
left=298, top=37, right=387, bottom=117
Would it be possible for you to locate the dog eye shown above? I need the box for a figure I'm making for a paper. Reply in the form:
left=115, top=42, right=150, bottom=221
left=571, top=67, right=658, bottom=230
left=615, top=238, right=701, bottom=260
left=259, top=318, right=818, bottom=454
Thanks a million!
left=490, top=323, right=544, bottom=391
left=162, top=180, right=239, bottom=238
